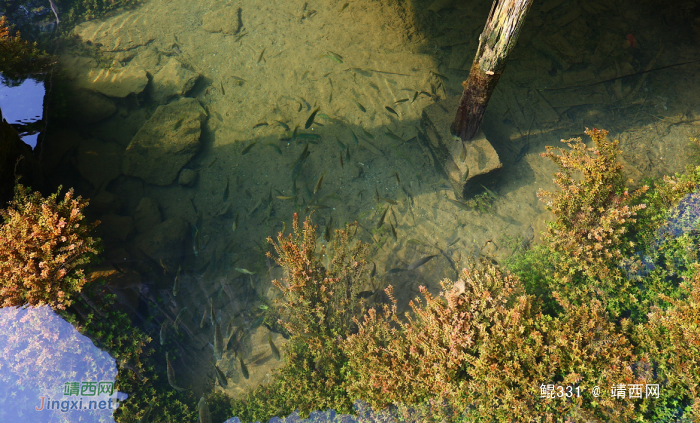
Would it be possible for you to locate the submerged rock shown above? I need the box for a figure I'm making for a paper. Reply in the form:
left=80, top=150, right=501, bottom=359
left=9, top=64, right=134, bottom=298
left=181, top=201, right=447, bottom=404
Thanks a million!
left=97, top=214, right=135, bottom=242
left=135, top=217, right=189, bottom=273
left=133, top=197, right=162, bottom=234
left=76, top=138, right=123, bottom=189
left=66, top=89, right=117, bottom=124
left=122, top=98, right=207, bottom=185
left=75, top=65, right=149, bottom=98
left=202, top=5, right=242, bottom=35
left=178, top=168, right=198, bottom=187
left=74, top=16, right=155, bottom=52
left=149, top=58, right=200, bottom=104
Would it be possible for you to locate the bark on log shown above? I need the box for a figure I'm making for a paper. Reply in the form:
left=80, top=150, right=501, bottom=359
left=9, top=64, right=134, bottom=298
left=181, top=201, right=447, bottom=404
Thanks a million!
left=451, top=0, right=534, bottom=142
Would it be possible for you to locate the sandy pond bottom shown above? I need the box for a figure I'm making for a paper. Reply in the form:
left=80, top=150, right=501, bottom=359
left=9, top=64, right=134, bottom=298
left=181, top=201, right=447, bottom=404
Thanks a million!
left=39, top=0, right=700, bottom=406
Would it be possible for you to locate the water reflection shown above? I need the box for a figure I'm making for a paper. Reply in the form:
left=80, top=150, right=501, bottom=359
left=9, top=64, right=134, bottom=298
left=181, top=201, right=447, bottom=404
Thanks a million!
left=0, top=75, right=44, bottom=149
left=0, top=305, right=124, bottom=422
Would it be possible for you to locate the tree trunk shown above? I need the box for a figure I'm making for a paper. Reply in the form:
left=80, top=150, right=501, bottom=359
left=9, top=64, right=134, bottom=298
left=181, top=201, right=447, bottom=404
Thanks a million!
left=451, top=0, right=534, bottom=142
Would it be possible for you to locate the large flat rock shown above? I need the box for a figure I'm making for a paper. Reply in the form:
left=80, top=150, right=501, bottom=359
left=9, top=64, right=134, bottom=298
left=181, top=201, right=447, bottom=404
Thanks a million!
left=122, top=98, right=207, bottom=186
left=73, top=14, right=155, bottom=52
left=419, top=95, right=502, bottom=199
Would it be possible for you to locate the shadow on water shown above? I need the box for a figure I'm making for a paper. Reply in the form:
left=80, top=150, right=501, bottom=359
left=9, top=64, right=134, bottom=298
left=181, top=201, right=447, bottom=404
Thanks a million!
left=2, top=0, right=698, bottom=419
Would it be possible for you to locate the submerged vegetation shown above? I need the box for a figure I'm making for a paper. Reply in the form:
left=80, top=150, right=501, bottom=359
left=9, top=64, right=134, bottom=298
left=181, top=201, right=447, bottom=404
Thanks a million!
left=0, top=183, right=99, bottom=309
left=2, top=127, right=698, bottom=422
left=230, top=129, right=700, bottom=422
left=0, top=16, right=53, bottom=80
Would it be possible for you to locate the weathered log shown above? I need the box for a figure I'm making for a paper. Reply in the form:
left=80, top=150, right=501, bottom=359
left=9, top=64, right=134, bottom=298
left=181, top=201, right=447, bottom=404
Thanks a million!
left=452, top=0, right=534, bottom=142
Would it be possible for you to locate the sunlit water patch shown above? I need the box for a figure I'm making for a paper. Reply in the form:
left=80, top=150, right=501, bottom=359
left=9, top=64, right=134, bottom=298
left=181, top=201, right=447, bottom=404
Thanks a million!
left=0, top=305, right=125, bottom=422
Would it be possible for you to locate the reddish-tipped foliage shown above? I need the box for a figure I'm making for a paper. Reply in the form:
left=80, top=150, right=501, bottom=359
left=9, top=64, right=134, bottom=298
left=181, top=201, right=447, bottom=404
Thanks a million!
left=344, top=261, right=648, bottom=422
left=0, top=184, right=100, bottom=309
left=636, top=265, right=700, bottom=420
left=537, top=129, right=649, bottom=315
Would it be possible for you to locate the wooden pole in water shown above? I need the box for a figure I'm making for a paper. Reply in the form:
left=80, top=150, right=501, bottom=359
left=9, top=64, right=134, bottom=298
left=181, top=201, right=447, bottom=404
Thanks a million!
left=451, top=0, right=533, bottom=142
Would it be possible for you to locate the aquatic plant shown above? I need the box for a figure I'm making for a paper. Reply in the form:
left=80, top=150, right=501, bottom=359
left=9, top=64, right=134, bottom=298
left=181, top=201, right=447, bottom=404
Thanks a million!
left=232, top=214, right=371, bottom=421
left=60, top=278, right=207, bottom=423
left=634, top=265, right=700, bottom=421
left=264, top=213, right=370, bottom=417
left=537, top=128, right=649, bottom=317
left=343, top=260, right=646, bottom=422
left=0, top=16, right=53, bottom=81
left=0, top=183, right=100, bottom=310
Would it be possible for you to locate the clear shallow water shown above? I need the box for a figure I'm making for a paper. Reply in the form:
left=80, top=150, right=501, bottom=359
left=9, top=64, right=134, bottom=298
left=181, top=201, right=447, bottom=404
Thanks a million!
left=1, top=0, right=700, bottom=421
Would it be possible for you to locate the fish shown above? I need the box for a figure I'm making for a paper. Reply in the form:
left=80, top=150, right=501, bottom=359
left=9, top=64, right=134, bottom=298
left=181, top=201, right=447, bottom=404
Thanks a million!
left=214, top=364, right=228, bottom=387
left=346, top=146, right=351, bottom=160
left=370, top=262, right=376, bottom=277
left=481, top=185, right=499, bottom=200
left=166, top=352, right=186, bottom=392
left=335, top=136, right=347, bottom=151
left=305, top=106, right=320, bottom=129
left=173, top=265, right=181, bottom=297
left=257, top=47, right=266, bottom=63
left=250, top=315, right=265, bottom=330
left=239, top=356, right=249, bottom=379
left=231, top=76, right=246, bottom=86
left=276, top=195, right=296, bottom=200
left=192, top=226, right=201, bottom=257
left=385, top=130, right=404, bottom=143
left=235, top=267, right=256, bottom=275
left=174, top=307, right=187, bottom=332
left=222, top=178, right=230, bottom=202
left=394, top=172, right=401, bottom=184
left=407, top=255, right=437, bottom=270
left=200, top=308, right=208, bottom=329
left=445, top=197, right=471, bottom=211
left=297, top=97, right=311, bottom=111
left=198, top=397, right=212, bottom=423
left=214, top=323, right=224, bottom=361
left=220, top=81, right=225, bottom=95
left=389, top=222, right=397, bottom=240
left=379, top=197, right=397, bottom=205
left=231, top=212, right=239, bottom=232
left=173, top=115, right=186, bottom=130
left=291, top=143, right=310, bottom=169
left=352, top=99, right=366, bottom=112
left=210, top=298, right=216, bottom=326
left=253, top=122, right=269, bottom=129
left=339, top=154, right=344, bottom=167
left=276, top=120, right=290, bottom=130
left=385, top=106, right=399, bottom=116
left=321, top=52, right=343, bottom=64
left=268, top=334, right=281, bottom=360
left=314, top=172, right=325, bottom=195
left=430, top=71, right=449, bottom=81
left=160, top=320, right=169, bottom=345
left=350, top=129, right=359, bottom=145
left=317, top=113, right=330, bottom=120
left=412, top=91, right=419, bottom=102
left=361, top=128, right=374, bottom=140
left=377, top=206, right=390, bottom=228
left=395, top=98, right=409, bottom=103
left=514, top=142, right=529, bottom=163
left=241, top=140, right=258, bottom=155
